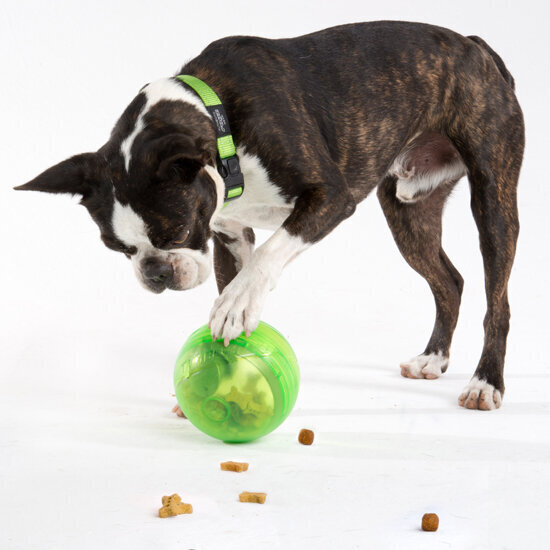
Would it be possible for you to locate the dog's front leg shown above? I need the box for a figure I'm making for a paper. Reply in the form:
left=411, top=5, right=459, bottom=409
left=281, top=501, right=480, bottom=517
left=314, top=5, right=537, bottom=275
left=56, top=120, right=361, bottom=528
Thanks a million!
left=209, top=185, right=356, bottom=344
left=212, top=221, right=256, bottom=293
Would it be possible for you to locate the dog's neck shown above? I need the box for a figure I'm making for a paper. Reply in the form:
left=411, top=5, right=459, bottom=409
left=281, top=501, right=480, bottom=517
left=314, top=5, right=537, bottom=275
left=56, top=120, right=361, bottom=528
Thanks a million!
left=119, top=78, right=216, bottom=172
left=120, top=77, right=250, bottom=225
left=176, top=75, right=245, bottom=204
left=115, top=77, right=293, bottom=233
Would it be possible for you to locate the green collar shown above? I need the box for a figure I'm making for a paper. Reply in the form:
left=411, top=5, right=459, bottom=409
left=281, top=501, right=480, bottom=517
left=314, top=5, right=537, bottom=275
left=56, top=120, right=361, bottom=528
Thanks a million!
left=176, top=75, right=244, bottom=203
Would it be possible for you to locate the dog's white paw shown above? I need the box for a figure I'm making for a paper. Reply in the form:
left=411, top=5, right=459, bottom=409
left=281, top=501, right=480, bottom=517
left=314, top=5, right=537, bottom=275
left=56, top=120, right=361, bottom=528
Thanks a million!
left=458, top=377, right=502, bottom=410
left=209, top=266, right=271, bottom=345
left=400, top=352, right=448, bottom=379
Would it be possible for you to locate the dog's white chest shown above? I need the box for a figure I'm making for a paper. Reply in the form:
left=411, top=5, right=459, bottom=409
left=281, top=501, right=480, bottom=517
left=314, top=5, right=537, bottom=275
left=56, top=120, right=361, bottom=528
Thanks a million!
left=213, top=150, right=294, bottom=231
left=220, top=203, right=292, bottom=230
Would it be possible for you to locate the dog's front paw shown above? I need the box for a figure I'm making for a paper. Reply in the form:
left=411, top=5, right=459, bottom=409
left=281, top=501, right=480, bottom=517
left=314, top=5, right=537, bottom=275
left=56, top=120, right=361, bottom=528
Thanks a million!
left=209, top=267, right=270, bottom=345
left=400, top=352, right=448, bottom=379
left=458, top=377, right=502, bottom=410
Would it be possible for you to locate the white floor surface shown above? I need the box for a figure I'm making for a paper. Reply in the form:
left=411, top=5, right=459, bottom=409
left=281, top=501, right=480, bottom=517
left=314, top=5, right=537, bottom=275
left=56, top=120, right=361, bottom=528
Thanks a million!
left=2, top=318, right=549, bottom=550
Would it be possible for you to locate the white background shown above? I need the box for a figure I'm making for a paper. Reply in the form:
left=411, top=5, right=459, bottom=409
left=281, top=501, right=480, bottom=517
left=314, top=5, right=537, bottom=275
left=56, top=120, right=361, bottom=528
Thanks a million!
left=1, top=1, right=549, bottom=549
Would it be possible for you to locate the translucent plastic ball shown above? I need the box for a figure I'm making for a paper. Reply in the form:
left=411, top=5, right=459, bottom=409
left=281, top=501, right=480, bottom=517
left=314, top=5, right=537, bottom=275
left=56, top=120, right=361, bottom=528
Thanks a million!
left=174, top=322, right=300, bottom=443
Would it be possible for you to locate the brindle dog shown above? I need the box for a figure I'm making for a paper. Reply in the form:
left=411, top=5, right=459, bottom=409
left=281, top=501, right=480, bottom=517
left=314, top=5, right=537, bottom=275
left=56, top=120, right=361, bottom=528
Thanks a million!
left=15, top=22, right=524, bottom=410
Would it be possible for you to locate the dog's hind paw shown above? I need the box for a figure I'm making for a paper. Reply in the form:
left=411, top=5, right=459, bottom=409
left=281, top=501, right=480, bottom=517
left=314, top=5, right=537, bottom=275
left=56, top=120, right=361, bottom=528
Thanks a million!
left=171, top=404, right=187, bottom=418
left=458, top=377, right=502, bottom=410
left=400, top=352, right=448, bottom=379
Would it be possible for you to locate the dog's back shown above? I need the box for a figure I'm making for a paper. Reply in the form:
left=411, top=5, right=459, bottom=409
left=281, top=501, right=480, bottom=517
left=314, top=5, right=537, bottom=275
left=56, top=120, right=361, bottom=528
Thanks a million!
left=183, top=21, right=519, bottom=203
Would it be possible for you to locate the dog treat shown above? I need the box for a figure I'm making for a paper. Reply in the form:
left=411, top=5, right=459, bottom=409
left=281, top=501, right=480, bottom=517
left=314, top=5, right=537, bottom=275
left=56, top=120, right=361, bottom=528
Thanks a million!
left=298, top=428, right=315, bottom=445
left=158, top=494, right=193, bottom=518
left=421, top=513, right=439, bottom=531
left=239, top=491, right=266, bottom=504
left=220, top=461, right=249, bottom=472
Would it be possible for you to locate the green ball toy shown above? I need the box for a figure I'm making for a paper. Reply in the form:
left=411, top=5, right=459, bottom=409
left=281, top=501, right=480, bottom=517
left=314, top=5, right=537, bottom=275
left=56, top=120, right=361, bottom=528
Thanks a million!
left=174, top=322, right=300, bottom=443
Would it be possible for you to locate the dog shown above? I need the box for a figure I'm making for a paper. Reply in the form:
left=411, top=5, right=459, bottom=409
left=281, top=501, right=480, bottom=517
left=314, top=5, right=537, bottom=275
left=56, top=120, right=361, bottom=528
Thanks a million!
left=15, top=21, right=524, bottom=411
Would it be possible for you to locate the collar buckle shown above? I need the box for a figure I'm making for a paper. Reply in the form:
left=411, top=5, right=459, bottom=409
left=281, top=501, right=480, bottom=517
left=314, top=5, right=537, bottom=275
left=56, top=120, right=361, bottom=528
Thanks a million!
left=218, top=155, right=244, bottom=201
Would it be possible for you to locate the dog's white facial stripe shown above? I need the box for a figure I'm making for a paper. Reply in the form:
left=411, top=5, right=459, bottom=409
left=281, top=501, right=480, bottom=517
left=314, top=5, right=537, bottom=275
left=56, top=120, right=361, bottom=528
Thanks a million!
left=112, top=200, right=151, bottom=247
left=120, top=78, right=210, bottom=172
left=120, top=119, right=145, bottom=172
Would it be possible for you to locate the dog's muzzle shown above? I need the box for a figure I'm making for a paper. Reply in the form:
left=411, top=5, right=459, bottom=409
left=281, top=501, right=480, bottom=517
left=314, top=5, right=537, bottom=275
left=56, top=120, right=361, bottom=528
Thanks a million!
left=141, top=257, right=174, bottom=293
left=133, top=247, right=212, bottom=293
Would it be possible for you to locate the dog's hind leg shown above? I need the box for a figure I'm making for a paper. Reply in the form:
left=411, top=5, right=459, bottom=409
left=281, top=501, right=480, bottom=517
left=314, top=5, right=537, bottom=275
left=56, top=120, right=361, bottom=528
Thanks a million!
left=452, top=113, right=524, bottom=410
left=377, top=175, right=463, bottom=380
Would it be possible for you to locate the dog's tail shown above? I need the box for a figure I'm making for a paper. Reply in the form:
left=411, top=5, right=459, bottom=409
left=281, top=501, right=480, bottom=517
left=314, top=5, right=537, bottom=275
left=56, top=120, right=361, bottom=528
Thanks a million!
left=467, top=35, right=515, bottom=90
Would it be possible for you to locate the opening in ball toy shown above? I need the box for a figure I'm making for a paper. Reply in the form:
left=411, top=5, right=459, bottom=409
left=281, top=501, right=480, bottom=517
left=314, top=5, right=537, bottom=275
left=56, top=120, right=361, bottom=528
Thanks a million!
left=174, top=322, right=300, bottom=443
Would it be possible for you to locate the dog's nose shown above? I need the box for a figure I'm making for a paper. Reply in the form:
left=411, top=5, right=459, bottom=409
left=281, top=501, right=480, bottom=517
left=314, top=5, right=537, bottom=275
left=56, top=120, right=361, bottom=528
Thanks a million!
left=141, top=258, right=173, bottom=285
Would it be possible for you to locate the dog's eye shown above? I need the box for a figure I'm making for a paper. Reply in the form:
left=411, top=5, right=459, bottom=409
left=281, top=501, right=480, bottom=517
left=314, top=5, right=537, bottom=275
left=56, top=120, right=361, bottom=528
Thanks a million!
left=172, top=230, right=190, bottom=246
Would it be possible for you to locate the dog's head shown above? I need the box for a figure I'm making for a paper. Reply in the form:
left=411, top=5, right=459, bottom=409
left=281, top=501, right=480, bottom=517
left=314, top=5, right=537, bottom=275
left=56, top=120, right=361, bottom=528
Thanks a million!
left=15, top=78, right=225, bottom=293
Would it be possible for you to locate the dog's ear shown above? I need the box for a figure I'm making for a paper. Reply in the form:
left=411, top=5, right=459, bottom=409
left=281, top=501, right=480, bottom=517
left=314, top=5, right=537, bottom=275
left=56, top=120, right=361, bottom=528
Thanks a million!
left=14, top=153, right=101, bottom=197
left=153, top=134, right=211, bottom=182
